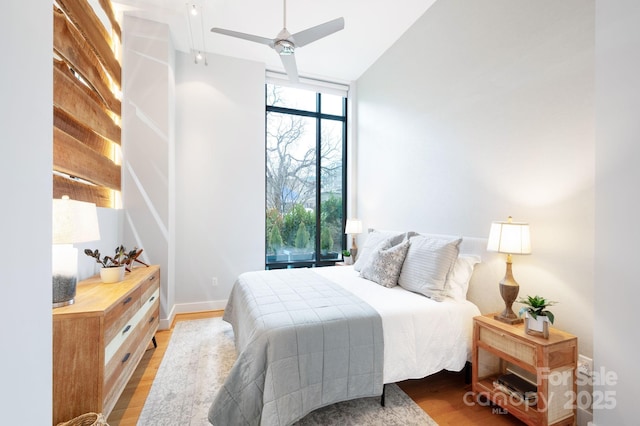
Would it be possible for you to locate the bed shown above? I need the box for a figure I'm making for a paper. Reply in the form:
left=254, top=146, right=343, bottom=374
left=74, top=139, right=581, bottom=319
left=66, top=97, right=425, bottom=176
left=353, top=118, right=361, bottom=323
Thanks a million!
left=208, top=230, right=500, bottom=426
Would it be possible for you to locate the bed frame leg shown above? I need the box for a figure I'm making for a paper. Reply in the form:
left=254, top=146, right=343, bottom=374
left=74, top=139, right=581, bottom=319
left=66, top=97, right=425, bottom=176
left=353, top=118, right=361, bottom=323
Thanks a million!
left=380, top=384, right=386, bottom=407
left=464, top=361, right=472, bottom=384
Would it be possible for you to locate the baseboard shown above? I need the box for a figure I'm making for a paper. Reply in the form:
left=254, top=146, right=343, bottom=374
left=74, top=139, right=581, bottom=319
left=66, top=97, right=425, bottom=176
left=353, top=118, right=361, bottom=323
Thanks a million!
left=577, top=406, right=593, bottom=426
left=159, top=299, right=228, bottom=330
left=159, top=304, right=176, bottom=330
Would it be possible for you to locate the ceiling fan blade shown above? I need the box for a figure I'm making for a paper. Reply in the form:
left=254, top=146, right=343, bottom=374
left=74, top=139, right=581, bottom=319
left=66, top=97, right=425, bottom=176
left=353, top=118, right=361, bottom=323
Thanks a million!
left=280, top=53, right=299, bottom=83
left=210, top=27, right=274, bottom=47
left=291, top=17, right=344, bottom=48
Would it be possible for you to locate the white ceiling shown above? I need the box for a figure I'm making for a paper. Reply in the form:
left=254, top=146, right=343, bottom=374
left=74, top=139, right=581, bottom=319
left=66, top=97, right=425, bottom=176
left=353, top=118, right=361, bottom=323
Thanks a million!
left=111, top=0, right=438, bottom=82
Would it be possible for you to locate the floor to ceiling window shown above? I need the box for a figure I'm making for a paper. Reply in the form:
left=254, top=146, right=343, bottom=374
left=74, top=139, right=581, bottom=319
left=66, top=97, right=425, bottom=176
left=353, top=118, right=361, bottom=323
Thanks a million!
left=265, top=79, right=348, bottom=269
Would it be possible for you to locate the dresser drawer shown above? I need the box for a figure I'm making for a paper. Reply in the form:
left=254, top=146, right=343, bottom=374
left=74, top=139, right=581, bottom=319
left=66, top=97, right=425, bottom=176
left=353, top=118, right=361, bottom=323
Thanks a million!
left=103, top=288, right=160, bottom=411
left=140, top=270, right=160, bottom=301
left=479, top=324, right=536, bottom=366
left=104, top=286, right=142, bottom=344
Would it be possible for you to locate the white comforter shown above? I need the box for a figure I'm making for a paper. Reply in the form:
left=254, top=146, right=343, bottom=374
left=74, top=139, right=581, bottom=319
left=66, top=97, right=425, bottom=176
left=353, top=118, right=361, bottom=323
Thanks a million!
left=314, top=265, right=481, bottom=384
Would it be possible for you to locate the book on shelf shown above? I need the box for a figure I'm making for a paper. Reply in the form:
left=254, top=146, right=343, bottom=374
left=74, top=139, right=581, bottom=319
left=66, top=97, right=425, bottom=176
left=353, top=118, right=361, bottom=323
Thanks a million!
left=493, top=373, right=538, bottom=406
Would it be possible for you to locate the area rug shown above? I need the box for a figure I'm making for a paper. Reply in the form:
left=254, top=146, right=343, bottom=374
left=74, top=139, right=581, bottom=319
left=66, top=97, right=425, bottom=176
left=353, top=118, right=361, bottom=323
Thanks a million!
left=138, top=317, right=438, bottom=426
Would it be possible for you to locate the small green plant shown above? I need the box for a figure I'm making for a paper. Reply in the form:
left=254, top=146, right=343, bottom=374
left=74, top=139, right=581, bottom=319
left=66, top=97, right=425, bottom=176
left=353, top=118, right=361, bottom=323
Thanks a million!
left=342, top=250, right=351, bottom=257
left=517, top=295, right=557, bottom=324
left=84, top=245, right=139, bottom=268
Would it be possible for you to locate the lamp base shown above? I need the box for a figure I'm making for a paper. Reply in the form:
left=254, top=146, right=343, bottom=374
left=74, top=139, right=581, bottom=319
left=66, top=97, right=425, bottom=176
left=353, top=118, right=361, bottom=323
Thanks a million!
left=53, top=273, right=77, bottom=308
left=495, top=263, right=523, bottom=325
left=494, top=313, right=523, bottom=325
left=52, top=245, right=78, bottom=309
left=53, top=298, right=75, bottom=309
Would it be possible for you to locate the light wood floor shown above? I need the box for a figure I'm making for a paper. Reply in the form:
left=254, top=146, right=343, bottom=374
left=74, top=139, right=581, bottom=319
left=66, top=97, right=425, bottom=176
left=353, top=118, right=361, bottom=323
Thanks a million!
left=108, top=311, right=524, bottom=426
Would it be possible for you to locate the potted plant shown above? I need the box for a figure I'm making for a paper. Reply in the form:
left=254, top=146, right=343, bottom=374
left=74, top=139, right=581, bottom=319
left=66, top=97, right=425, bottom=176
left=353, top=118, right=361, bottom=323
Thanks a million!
left=84, top=245, right=142, bottom=283
left=342, top=249, right=352, bottom=265
left=517, top=295, right=557, bottom=338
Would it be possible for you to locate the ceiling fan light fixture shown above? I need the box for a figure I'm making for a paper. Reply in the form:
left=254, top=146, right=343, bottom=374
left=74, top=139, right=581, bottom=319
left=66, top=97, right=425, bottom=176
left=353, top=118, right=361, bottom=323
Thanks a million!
left=276, top=40, right=295, bottom=55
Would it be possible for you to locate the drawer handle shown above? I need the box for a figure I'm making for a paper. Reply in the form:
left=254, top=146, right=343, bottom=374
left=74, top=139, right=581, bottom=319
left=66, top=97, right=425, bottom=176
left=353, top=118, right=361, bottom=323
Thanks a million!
left=123, top=296, right=133, bottom=305
left=122, top=325, right=131, bottom=335
left=149, top=316, right=155, bottom=324
left=148, top=275, right=156, bottom=281
left=149, top=296, right=156, bottom=303
left=121, top=352, right=131, bottom=363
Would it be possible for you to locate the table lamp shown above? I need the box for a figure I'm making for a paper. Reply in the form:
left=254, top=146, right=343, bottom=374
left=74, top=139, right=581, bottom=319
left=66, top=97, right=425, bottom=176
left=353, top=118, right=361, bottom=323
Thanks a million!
left=344, top=218, right=363, bottom=260
left=487, top=216, right=531, bottom=324
left=52, top=195, right=101, bottom=308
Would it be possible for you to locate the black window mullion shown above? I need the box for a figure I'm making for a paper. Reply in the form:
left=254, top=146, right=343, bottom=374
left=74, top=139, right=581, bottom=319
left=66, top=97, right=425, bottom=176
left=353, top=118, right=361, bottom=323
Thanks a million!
left=341, top=96, right=348, bottom=253
left=315, top=93, right=322, bottom=262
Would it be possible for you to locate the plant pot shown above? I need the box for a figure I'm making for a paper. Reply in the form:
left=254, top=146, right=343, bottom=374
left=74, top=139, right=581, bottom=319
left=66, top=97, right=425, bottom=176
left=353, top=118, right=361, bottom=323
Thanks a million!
left=100, top=266, right=126, bottom=283
left=343, top=256, right=353, bottom=265
left=525, top=313, right=549, bottom=338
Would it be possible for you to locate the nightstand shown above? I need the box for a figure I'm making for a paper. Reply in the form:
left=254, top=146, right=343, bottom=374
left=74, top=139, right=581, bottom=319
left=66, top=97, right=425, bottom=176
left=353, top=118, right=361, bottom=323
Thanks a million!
left=472, top=314, right=577, bottom=426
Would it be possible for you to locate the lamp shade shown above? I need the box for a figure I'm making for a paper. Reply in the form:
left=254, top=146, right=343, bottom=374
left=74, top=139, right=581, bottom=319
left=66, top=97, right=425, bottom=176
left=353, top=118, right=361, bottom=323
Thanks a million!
left=344, top=218, right=363, bottom=235
left=53, top=196, right=101, bottom=244
left=487, top=217, right=531, bottom=255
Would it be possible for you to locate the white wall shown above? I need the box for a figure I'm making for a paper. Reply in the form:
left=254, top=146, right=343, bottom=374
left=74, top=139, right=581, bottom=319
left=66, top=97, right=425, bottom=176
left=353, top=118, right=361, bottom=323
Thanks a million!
left=174, top=51, right=266, bottom=312
left=356, top=0, right=595, bottom=360
left=121, top=18, right=266, bottom=324
left=122, top=16, right=175, bottom=324
left=0, top=1, right=52, bottom=423
left=594, top=0, right=640, bottom=423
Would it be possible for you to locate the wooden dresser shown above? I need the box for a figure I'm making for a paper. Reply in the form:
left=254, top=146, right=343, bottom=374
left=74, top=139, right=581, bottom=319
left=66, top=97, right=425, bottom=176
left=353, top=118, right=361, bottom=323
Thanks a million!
left=52, top=265, right=160, bottom=425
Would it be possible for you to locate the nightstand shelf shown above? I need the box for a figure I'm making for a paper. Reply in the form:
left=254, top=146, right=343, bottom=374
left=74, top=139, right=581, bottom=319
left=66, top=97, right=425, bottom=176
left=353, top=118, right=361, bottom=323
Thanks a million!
left=472, top=314, right=577, bottom=426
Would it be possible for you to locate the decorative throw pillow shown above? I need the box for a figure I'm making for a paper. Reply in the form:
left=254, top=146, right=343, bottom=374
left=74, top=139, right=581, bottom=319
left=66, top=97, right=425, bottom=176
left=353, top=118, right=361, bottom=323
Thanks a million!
left=445, top=255, right=482, bottom=301
left=398, top=235, right=462, bottom=301
left=359, top=239, right=411, bottom=288
left=353, top=230, right=408, bottom=272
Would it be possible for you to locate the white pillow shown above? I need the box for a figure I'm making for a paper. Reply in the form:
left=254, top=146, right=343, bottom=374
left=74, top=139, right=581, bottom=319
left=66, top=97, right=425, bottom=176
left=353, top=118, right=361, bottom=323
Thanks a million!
left=359, top=239, right=410, bottom=288
left=398, top=235, right=462, bottom=301
left=445, top=255, right=481, bottom=301
left=353, top=230, right=408, bottom=272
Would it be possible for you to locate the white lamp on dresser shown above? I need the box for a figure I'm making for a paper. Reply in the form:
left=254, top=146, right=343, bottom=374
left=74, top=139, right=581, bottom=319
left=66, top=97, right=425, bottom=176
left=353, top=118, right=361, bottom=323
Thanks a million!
left=52, top=195, right=101, bottom=308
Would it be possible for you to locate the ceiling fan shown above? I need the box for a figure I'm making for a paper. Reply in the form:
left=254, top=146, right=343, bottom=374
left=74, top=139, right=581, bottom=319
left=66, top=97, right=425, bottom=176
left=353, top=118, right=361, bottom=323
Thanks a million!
left=210, top=0, right=344, bottom=82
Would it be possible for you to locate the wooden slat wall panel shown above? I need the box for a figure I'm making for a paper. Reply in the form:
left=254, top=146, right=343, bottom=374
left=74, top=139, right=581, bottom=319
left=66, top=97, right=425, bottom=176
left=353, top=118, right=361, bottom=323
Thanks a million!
left=98, top=0, right=122, bottom=40
left=53, top=174, right=113, bottom=208
left=56, top=0, right=121, bottom=87
left=54, top=107, right=113, bottom=158
left=54, top=127, right=121, bottom=190
left=53, top=0, right=121, bottom=207
left=54, top=7, right=121, bottom=116
left=53, top=60, right=121, bottom=145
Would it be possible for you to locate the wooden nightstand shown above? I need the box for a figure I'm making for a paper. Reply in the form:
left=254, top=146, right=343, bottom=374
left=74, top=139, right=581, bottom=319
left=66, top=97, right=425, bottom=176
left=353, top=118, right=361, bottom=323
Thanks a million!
left=472, top=314, right=577, bottom=426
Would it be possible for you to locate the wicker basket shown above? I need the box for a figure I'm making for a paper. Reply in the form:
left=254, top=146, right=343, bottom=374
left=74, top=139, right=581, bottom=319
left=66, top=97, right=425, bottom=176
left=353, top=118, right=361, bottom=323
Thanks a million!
left=56, top=412, right=109, bottom=426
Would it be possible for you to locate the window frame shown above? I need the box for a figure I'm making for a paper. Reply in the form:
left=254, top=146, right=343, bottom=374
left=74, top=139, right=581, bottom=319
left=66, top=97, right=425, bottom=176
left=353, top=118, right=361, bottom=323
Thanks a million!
left=265, top=84, right=348, bottom=269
